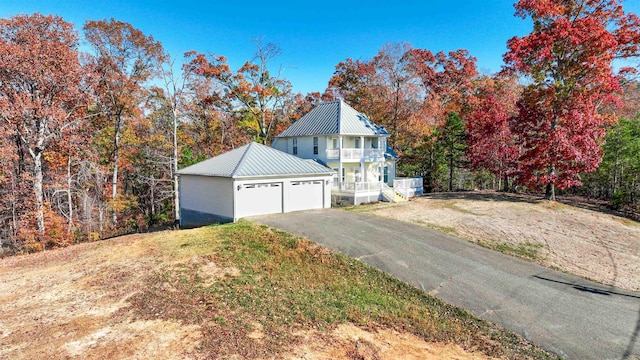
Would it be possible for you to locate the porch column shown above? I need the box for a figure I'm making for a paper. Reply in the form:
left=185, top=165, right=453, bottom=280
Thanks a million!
left=338, top=136, right=343, bottom=191
left=360, top=136, right=365, bottom=187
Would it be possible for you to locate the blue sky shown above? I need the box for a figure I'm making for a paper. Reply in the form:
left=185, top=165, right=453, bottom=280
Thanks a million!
left=2, top=1, right=639, bottom=94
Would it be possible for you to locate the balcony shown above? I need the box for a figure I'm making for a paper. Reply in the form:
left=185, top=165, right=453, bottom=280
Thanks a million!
left=325, top=148, right=385, bottom=161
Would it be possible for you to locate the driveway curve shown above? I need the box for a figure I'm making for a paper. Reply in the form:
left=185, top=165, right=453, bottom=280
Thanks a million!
left=255, top=208, right=640, bottom=360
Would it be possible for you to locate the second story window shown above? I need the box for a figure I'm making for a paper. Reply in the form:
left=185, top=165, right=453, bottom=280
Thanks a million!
left=332, top=138, right=338, bottom=149
left=354, top=137, right=361, bottom=149
left=313, top=137, right=318, bottom=155
left=293, top=138, right=298, bottom=155
left=371, top=138, right=378, bottom=148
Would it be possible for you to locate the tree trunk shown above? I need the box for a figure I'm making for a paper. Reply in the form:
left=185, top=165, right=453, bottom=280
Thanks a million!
left=67, top=155, right=74, bottom=233
left=33, top=152, right=45, bottom=234
left=111, top=115, right=121, bottom=225
left=546, top=164, right=557, bottom=201
left=172, top=108, right=180, bottom=223
left=545, top=182, right=556, bottom=201
left=448, top=152, right=454, bottom=192
left=503, top=176, right=510, bottom=192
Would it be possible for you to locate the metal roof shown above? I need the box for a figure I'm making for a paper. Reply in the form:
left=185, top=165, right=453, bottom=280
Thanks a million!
left=177, top=142, right=334, bottom=178
left=277, top=100, right=389, bottom=137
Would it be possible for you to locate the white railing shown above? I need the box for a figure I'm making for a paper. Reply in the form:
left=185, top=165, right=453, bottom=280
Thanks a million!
left=332, top=181, right=384, bottom=193
left=393, top=177, right=424, bottom=198
left=325, top=148, right=385, bottom=161
left=326, top=149, right=339, bottom=159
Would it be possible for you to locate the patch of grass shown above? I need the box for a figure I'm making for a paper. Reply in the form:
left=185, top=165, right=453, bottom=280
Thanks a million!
left=443, top=203, right=483, bottom=216
left=121, top=220, right=556, bottom=359
left=492, top=242, right=544, bottom=260
left=418, top=221, right=458, bottom=235
left=344, top=202, right=406, bottom=213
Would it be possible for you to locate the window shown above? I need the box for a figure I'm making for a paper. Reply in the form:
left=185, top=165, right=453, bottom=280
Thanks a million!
left=354, top=137, right=361, bottom=149
left=293, top=138, right=298, bottom=155
left=341, top=168, right=345, bottom=182
left=313, top=137, right=318, bottom=155
left=378, top=166, right=382, bottom=182
left=383, top=166, right=389, bottom=183
left=371, top=138, right=378, bottom=149
left=332, top=138, right=338, bottom=149
left=354, top=169, right=361, bottom=182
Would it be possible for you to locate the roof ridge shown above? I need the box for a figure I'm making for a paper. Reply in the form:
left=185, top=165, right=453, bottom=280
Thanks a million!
left=229, top=142, right=253, bottom=177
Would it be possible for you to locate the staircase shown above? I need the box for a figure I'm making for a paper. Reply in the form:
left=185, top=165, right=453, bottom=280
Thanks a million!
left=381, top=184, right=407, bottom=203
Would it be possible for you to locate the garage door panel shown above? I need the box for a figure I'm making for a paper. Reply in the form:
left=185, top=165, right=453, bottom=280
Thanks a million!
left=288, top=181, right=324, bottom=212
left=236, top=182, right=283, bottom=218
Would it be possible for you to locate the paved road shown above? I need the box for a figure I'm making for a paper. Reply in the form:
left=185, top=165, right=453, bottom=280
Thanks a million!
left=255, top=209, right=640, bottom=360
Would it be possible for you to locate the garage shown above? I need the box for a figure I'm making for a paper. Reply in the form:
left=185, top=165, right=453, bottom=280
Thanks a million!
left=236, top=182, right=283, bottom=218
left=287, top=180, right=324, bottom=212
left=178, top=142, right=333, bottom=227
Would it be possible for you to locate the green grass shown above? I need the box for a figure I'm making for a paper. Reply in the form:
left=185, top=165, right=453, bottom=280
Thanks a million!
left=122, top=221, right=556, bottom=359
left=492, top=242, right=544, bottom=261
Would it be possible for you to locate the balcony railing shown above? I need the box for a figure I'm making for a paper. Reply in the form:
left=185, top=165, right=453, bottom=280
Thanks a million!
left=325, top=148, right=385, bottom=161
left=332, top=181, right=384, bottom=193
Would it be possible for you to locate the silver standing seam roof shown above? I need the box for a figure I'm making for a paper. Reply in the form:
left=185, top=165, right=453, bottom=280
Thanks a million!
left=177, top=142, right=334, bottom=178
left=276, top=100, right=389, bottom=137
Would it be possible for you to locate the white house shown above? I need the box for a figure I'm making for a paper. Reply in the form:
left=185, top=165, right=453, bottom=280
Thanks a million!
left=178, top=142, right=333, bottom=227
left=272, top=100, right=406, bottom=205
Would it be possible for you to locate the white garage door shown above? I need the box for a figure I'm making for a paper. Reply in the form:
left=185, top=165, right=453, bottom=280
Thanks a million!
left=236, top=182, right=283, bottom=218
left=288, top=180, right=324, bottom=212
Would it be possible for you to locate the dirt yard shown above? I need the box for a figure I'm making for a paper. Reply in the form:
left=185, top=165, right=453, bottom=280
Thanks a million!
left=366, top=192, right=640, bottom=292
left=0, top=229, right=492, bottom=360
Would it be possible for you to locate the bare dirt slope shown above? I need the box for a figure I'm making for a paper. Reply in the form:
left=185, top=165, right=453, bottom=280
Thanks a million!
left=0, top=229, right=491, bottom=360
left=366, top=192, right=640, bottom=292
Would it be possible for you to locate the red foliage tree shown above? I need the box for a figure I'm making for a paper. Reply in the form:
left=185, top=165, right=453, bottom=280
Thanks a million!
left=466, top=76, right=521, bottom=191
left=407, top=48, right=478, bottom=121
left=503, top=0, right=640, bottom=200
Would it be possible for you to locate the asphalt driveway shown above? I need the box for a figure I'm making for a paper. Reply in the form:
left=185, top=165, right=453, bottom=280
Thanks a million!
left=255, top=208, right=640, bottom=359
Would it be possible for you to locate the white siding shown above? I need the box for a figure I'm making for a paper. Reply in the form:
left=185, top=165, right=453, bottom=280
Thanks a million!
left=365, top=162, right=383, bottom=183
left=271, top=138, right=287, bottom=153
left=180, top=175, right=234, bottom=220
left=385, top=159, right=397, bottom=186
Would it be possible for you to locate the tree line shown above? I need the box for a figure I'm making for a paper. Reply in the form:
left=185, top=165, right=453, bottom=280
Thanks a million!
left=1, top=0, right=639, bottom=254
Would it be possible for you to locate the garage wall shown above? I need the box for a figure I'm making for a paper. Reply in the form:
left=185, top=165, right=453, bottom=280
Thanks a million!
left=180, top=175, right=234, bottom=227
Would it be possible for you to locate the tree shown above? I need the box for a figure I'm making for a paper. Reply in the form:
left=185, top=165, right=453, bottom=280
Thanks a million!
left=503, top=0, right=640, bottom=200
left=436, top=112, right=467, bottom=191
left=84, top=18, right=164, bottom=224
left=407, top=48, right=478, bottom=121
left=466, top=76, right=520, bottom=191
left=158, top=54, right=194, bottom=223
left=185, top=40, right=293, bottom=145
left=0, top=14, right=88, bottom=240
